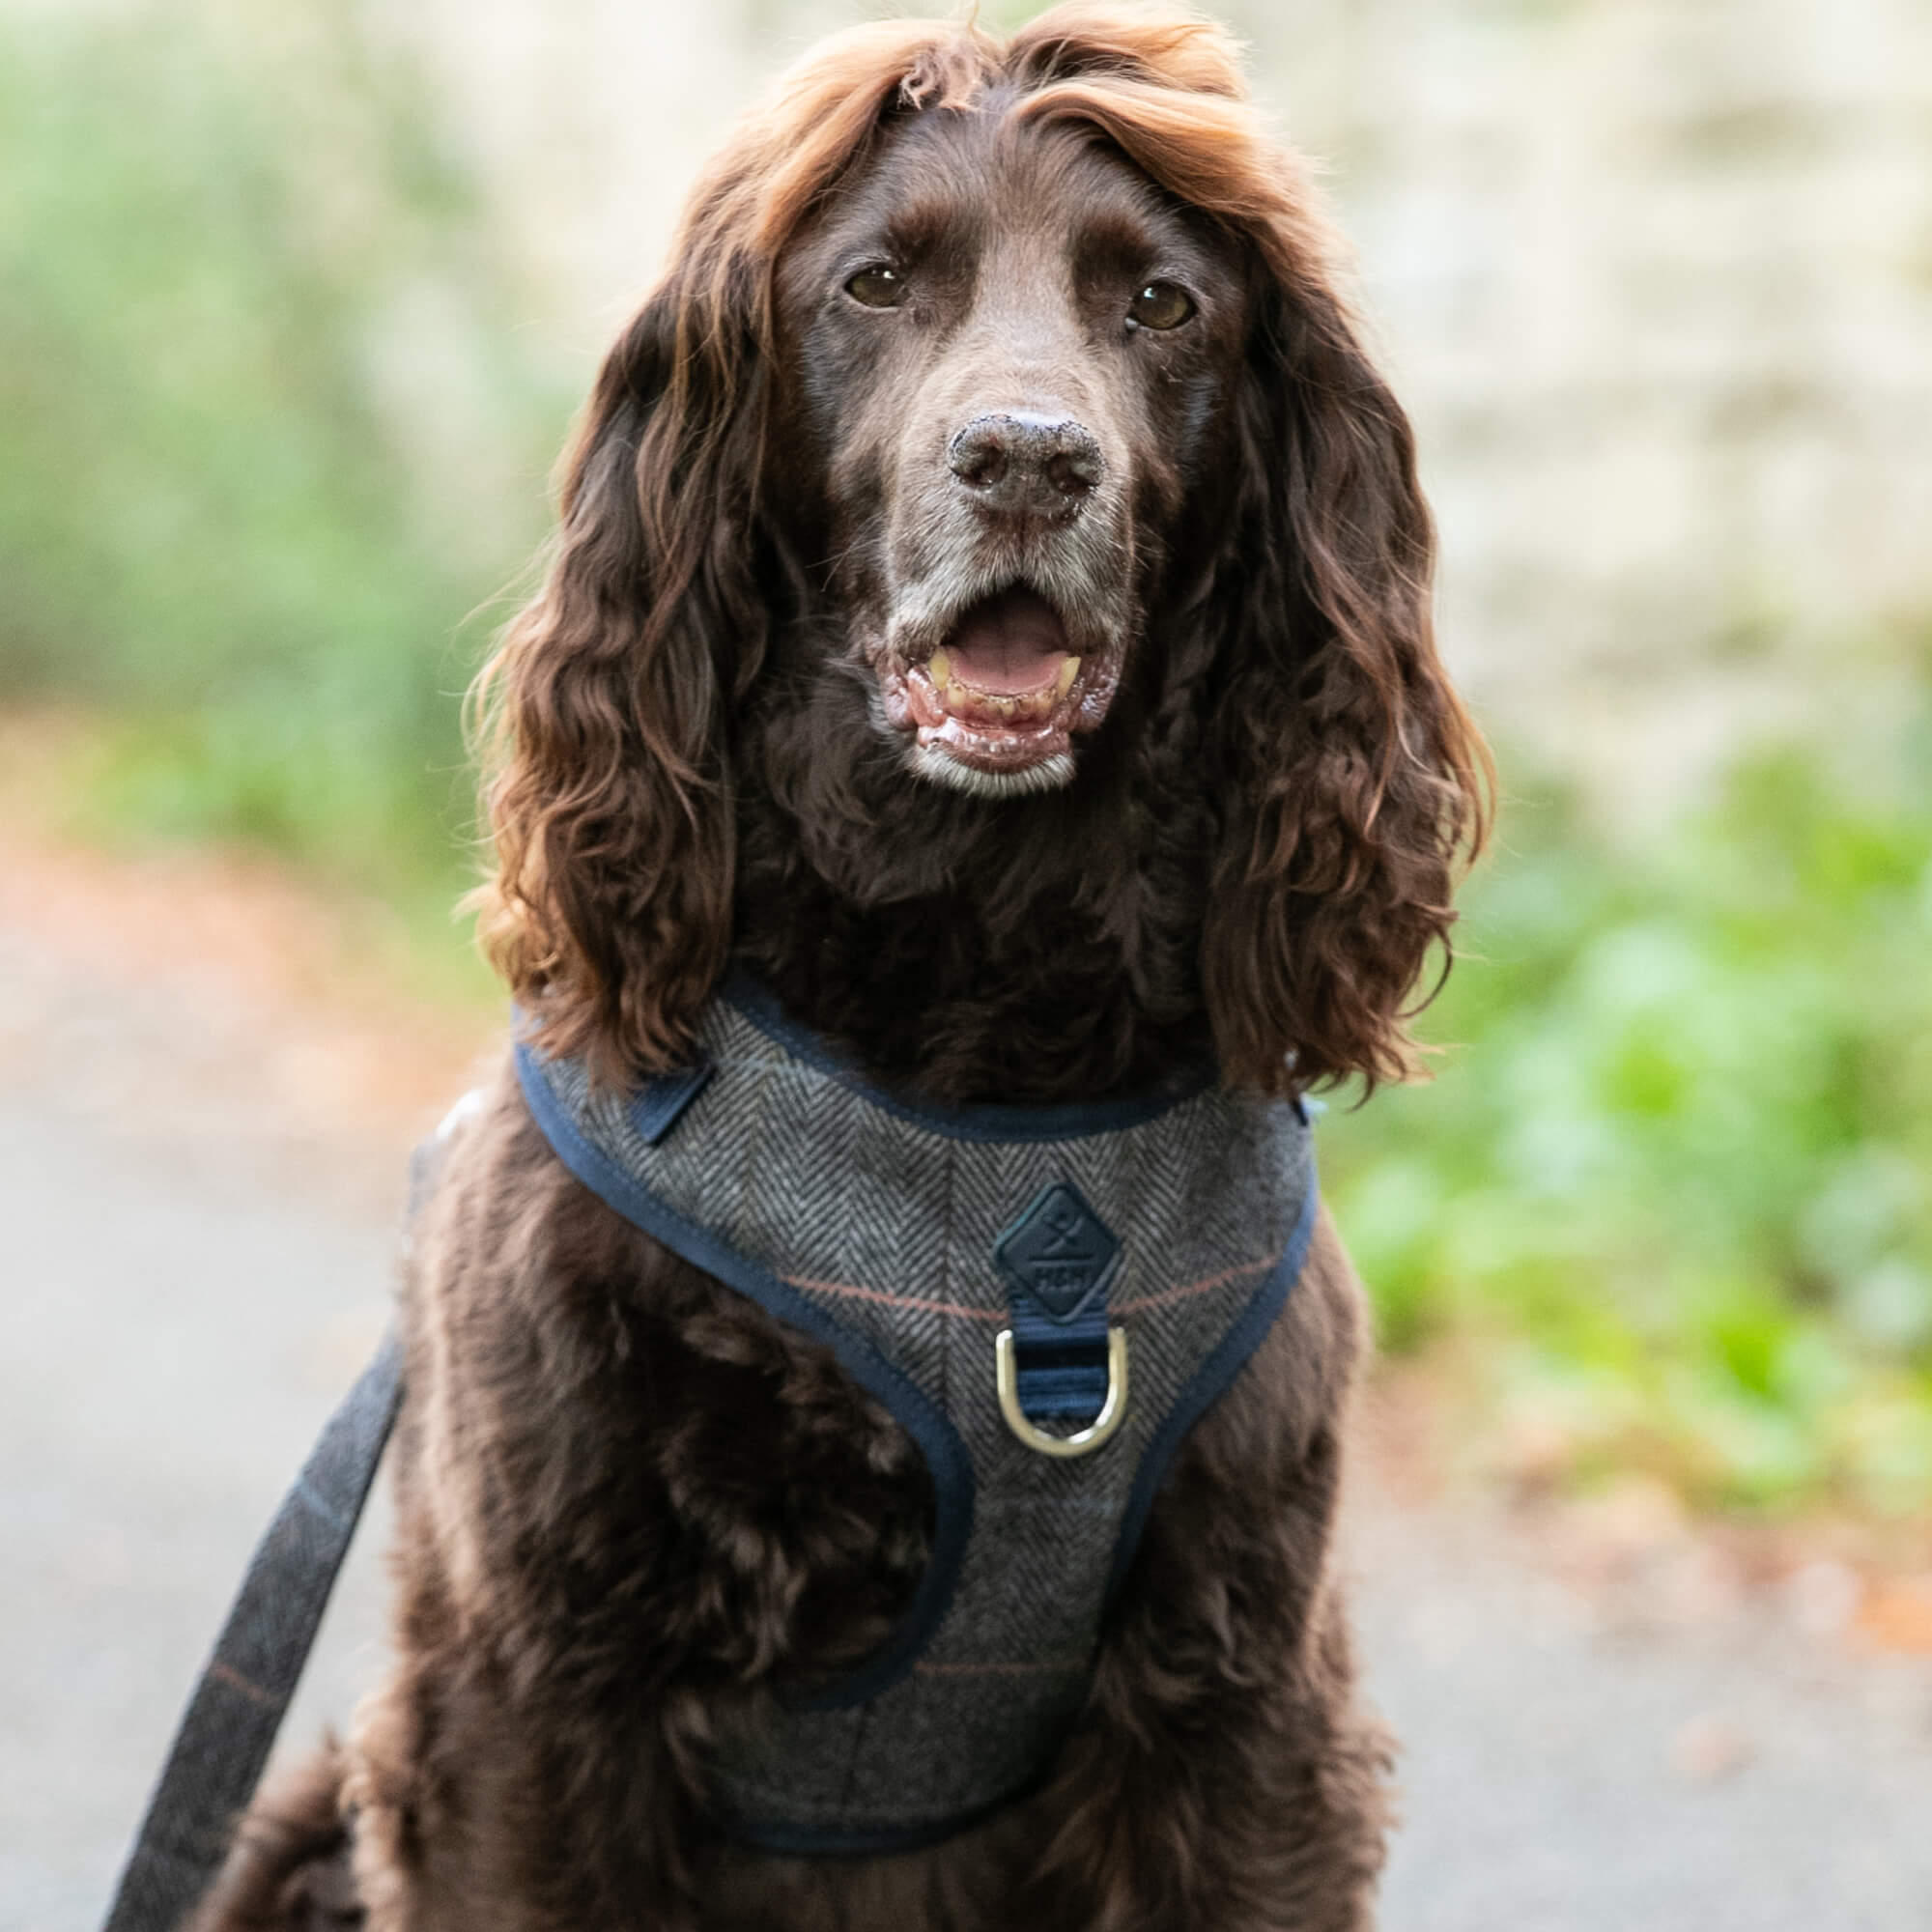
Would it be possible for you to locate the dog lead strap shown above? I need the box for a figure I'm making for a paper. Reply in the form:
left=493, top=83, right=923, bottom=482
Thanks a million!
left=100, top=1330, right=403, bottom=1932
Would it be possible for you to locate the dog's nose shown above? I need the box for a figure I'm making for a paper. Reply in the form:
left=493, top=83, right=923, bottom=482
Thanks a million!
left=948, top=412, right=1103, bottom=515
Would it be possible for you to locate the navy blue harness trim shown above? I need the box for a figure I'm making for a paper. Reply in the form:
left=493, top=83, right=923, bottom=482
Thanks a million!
left=1100, top=1169, right=1321, bottom=1607
left=514, top=1041, right=978, bottom=1714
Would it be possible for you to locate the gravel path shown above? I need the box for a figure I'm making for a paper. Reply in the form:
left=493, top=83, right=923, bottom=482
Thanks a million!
left=1355, top=1501, right=1932, bottom=1928
left=4, top=864, right=1928, bottom=1931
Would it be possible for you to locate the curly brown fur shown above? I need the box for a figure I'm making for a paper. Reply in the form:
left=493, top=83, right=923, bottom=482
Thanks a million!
left=199, top=9, right=1485, bottom=1929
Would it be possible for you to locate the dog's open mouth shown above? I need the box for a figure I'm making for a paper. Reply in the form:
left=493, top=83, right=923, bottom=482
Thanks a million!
left=885, top=585, right=1120, bottom=786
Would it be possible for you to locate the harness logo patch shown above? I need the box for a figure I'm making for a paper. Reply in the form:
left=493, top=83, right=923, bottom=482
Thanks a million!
left=995, top=1181, right=1123, bottom=1321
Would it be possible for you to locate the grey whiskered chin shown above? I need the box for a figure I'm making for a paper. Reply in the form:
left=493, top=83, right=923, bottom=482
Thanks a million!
left=908, top=743, right=1078, bottom=798
left=841, top=493, right=1140, bottom=796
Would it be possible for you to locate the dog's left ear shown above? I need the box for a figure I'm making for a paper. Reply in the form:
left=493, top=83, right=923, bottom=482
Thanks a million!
left=1201, top=257, right=1492, bottom=1097
left=470, top=244, right=778, bottom=1086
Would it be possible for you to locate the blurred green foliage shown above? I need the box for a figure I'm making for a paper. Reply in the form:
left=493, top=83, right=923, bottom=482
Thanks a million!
left=0, top=6, right=558, bottom=906
left=4, top=5, right=1927, bottom=1515
left=1324, top=736, right=1932, bottom=1514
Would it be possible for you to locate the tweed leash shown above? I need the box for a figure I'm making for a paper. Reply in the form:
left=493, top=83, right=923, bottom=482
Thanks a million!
left=99, top=1331, right=402, bottom=1932
left=96, top=1113, right=472, bottom=1932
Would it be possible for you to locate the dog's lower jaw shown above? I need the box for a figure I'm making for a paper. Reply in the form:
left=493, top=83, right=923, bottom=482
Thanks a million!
left=908, top=740, right=1076, bottom=798
left=863, top=684, right=1080, bottom=798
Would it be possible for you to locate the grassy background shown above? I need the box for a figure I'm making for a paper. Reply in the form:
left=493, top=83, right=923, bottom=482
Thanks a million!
left=6, top=4, right=1928, bottom=1516
left=0, top=8, right=557, bottom=927
left=1323, top=741, right=1932, bottom=1513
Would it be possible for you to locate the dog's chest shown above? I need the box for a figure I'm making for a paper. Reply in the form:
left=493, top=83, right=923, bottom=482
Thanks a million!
left=517, top=975, right=1318, bottom=1855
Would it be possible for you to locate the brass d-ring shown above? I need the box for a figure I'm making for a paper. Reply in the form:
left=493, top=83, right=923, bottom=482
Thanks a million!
left=994, top=1326, right=1130, bottom=1459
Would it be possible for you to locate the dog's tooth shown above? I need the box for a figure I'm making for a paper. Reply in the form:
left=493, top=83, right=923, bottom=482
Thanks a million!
left=1056, top=656, right=1081, bottom=696
left=927, top=649, right=952, bottom=687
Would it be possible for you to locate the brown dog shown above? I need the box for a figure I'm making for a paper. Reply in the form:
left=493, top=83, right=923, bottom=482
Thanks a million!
left=193, top=9, right=1487, bottom=1928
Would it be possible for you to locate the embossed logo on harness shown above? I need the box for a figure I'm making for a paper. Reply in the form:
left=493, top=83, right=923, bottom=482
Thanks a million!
left=994, top=1181, right=1123, bottom=1321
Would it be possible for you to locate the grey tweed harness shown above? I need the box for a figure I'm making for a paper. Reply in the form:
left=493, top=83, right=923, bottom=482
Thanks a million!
left=99, top=977, right=1321, bottom=1928
left=516, top=974, right=1320, bottom=1856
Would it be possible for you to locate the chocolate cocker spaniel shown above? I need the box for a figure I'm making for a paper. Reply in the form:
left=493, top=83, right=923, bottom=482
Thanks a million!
left=197, top=9, right=1488, bottom=1930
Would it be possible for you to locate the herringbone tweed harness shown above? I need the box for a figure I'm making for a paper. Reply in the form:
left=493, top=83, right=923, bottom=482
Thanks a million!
left=516, top=976, right=1319, bottom=1855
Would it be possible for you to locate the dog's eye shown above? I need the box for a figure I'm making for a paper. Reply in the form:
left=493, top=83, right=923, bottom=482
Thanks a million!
left=846, top=266, right=906, bottom=309
left=1127, top=281, right=1194, bottom=330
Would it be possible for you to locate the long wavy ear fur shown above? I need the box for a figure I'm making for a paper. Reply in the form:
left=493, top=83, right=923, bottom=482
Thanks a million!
left=469, top=295, right=760, bottom=1084
left=1201, top=258, right=1492, bottom=1096
left=997, top=14, right=1492, bottom=1094
left=469, top=16, right=984, bottom=1083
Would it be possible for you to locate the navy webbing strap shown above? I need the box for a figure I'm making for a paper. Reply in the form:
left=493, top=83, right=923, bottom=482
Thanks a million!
left=100, top=1331, right=403, bottom=1932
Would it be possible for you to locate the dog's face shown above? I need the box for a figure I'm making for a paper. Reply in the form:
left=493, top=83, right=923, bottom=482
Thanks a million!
left=777, top=105, right=1252, bottom=798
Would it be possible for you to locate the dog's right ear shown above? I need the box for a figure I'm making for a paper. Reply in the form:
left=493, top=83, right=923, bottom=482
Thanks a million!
left=471, top=262, right=775, bottom=1086
left=469, top=16, right=993, bottom=1085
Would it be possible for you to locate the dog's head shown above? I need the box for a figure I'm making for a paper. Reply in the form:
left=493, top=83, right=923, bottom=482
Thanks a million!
left=770, top=80, right=1252, bottom=800
left=476, top=6, right=1490, bottom=1094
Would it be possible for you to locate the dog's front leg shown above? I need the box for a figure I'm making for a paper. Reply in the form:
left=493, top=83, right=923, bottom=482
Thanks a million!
left=338, top=1077, right=939, bottom=1930
left=343, top=1570, right=714, bottom=1932
left=1013, top=1219, right=1393, bottom=1932
left=339, top=1381, right=718, bottom=1931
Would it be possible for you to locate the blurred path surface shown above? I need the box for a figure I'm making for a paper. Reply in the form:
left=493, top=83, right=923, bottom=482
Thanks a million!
left=4, top=838, right=1929, bottom=1932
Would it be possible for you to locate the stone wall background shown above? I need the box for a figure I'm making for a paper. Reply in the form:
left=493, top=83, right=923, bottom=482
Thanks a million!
left=375, top=0, right=1932, bottom=811
left=10, top=0, right=1924, bottom=811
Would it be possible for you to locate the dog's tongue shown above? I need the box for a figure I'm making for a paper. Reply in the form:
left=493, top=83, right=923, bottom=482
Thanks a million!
left=943, top=587, right=1070, bottom=694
